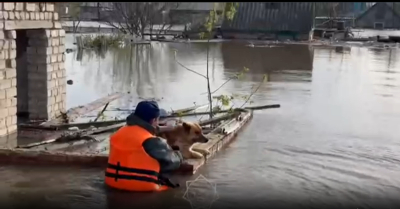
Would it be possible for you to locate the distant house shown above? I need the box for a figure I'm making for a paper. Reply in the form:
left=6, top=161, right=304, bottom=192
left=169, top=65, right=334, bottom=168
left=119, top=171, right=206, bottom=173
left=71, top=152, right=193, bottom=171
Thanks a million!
left=220, top=2, right=314, bottom=40
left=55, top=2, right=115, bottom=21
left=355, top=2, right=400, bottom=29
left=167, top=3, right=223, bottom=29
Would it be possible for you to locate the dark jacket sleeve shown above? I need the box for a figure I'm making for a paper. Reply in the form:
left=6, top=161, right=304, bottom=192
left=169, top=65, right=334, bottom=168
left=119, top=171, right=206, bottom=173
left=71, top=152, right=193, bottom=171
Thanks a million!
left=142, top=137, right=183, bottom=173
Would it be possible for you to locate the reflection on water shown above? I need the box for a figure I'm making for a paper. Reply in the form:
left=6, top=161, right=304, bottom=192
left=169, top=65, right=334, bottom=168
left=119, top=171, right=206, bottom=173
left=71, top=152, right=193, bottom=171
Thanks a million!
left=2, top=34, right=400, bottom=208
left=355, top=28, right=400, bottom=38
left=66, top=38, right=317, bottom=118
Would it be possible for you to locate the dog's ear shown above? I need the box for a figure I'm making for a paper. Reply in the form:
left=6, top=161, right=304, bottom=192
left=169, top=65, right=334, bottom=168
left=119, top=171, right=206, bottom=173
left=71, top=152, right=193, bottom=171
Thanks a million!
left=194, top=123, right=202, bottom=131
left=182, top=122, right=191, bottom=133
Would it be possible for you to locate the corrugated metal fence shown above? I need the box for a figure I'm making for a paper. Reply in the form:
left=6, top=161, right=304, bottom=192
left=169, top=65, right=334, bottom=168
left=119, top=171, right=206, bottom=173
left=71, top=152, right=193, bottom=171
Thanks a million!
left=221, top=2, right=314, bottom=34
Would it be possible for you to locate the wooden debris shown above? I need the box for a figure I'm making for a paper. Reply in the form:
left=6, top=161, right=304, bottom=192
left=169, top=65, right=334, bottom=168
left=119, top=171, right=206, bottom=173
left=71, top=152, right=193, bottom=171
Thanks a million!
left=17, top=103, right=278, bottom=150
left=94, top=102, right=110, bottom=122
left=21, top=103, right=208, bottom=131
left=32, top=104, right=278, bottom=130
left=169, top=104, right=279, bottom=118
left=17, top=122, right=125, bottom=149
left=2, top=110, right=253, bottom=176
left=199, top=112, right=240, bottom=126
left=9, top=100, right=266, bottom=174
left=245, top=104, right=280, bottom=110
left=184, top=110, right=253, bottom=174
left=0, top=148, right=198, bottom=173
left=20, top=120, right=125, bottom=131
left=0, top=149, right=108, bottom=167
left=41, top=92, right=125, bottom=126
left=170, top=103, right=209, bottom=115
left=17, top=120, right=210, bottom=150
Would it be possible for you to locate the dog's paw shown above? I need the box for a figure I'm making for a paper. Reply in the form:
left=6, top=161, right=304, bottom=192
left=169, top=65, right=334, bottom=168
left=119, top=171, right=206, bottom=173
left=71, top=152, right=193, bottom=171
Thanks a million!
left=191, top=151, right=204, bottom=159
left=202, top=150, right=210, bottom=156
left=201, top=150, right=211, bottom=161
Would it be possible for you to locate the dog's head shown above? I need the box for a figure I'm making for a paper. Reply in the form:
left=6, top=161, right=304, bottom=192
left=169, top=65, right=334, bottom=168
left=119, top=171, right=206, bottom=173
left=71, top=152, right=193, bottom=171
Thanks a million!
left=181, top=122, right=209, bottom=144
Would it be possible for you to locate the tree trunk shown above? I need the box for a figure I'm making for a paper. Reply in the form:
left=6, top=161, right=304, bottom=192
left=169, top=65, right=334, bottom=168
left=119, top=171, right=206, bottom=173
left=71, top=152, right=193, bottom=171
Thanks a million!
left=206, top=39, right=213, bottom=120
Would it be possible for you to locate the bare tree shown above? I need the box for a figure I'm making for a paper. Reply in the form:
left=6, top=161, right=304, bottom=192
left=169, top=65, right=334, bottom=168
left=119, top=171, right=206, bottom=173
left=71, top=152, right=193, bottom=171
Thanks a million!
left=148, top=4, right=183, bottom=40
left=102, top=2, right=181, bottom=39
left=69, top=2, right=82, bottom=33
left=173, top=2, right=265, bottom=121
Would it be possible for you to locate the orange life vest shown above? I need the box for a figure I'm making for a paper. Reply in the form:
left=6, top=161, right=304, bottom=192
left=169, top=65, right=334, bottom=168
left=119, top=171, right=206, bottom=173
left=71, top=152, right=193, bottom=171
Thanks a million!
left=105, top=125, right=178, bottom=192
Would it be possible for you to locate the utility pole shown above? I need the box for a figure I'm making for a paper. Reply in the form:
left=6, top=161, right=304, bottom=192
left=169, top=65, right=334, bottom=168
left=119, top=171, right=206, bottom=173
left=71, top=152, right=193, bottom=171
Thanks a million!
left=312, top=2, right=315, bottom=28
left=97, top=2, right=100, bottom=21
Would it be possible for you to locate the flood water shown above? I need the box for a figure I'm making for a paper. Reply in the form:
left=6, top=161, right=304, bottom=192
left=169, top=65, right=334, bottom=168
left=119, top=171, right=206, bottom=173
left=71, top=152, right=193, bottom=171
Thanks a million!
left=1, top=34, right=400, bottom=209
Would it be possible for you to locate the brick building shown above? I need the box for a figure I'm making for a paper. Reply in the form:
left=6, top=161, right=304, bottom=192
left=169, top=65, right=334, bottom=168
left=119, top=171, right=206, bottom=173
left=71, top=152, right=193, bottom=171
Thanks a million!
left=0, top=2, right=66, bottom=142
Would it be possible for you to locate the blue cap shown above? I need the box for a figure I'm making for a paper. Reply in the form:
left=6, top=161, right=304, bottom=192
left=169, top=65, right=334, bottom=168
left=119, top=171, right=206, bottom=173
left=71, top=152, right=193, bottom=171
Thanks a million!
left=159, top=108, right=168, bottom=118
left=134, top=101, right=161, bottom=123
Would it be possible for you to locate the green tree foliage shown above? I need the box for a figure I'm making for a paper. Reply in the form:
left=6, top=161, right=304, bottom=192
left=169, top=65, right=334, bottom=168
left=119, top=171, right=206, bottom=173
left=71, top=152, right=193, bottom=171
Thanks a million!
left=200, top=3, right=239, bottom=39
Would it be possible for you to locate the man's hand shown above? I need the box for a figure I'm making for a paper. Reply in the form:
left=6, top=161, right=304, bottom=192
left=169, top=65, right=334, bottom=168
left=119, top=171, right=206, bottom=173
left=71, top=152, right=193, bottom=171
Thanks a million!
left=143, top=137, right=183, bottom=173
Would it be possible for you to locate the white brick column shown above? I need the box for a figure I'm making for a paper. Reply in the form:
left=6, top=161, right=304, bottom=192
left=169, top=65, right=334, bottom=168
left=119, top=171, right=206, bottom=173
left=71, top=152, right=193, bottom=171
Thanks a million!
left=26, top=28, right=66, bottom=120
left=0, top=28, right=17, bottom=136
left=0, top=2, right=66, bottom=139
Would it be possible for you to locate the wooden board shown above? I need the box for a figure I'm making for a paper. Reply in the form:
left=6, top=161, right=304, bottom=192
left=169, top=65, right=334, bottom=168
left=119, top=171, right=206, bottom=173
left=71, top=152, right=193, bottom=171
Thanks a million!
left=21, top=103, right=208, bottom=131
left=41, top=92, right=125, bottom=126
left=180, top=110, right=253, bottom=174
left=0, top=111, right=253, bottom=175
left=0, top=149, right=108, bottom=167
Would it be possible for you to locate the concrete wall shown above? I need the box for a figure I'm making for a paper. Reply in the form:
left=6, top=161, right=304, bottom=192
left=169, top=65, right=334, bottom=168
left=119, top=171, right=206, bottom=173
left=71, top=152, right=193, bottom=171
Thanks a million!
left=0, top=2, right=66, bottom=138
left=355, top=3, right=400, bottom=29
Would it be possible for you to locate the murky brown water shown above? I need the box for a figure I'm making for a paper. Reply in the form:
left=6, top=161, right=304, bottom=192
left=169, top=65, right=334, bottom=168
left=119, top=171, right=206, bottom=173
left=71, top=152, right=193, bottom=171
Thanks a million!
left=2, top=34, right=400, bottom=209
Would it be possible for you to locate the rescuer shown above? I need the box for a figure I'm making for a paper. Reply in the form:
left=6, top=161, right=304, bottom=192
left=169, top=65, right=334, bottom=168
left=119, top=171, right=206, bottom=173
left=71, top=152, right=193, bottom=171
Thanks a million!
left=105, top=100, right=183, bottom=192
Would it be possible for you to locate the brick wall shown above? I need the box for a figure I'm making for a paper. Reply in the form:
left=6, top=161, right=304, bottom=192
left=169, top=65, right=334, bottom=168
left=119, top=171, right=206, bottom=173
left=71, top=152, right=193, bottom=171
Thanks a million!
left=0, top=2, right=66, bottom=138
left=26, top=29, right=66, bottom=120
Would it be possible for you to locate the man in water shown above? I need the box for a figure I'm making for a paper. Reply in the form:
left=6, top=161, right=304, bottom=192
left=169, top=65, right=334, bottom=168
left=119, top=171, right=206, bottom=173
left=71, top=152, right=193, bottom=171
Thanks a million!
left=105, top=100, right=183, bottom=192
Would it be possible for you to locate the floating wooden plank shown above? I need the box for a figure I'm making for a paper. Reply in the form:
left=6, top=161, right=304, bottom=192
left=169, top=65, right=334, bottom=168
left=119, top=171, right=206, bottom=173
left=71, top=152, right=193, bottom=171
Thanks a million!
left=342, top=38, right=370, bottom=42
left=22, top=103, right=207, bottom=131
left=170, top=103, right=209, bottom=115
left=25, top=127, right=214, bottom=153
left=245, top=104, right=280, bottom=110
left=94, top=102, right=111, bottom=122
left=26, top=132, right=110, bottom=153
left=17, top=116, right=208, bottom=150
left=0, top=148, right=193, bottom=171
left=20, top=120, right=126, bottom=131
left=17, top=122, right=125, bottom=149
left=41, top=92, right=125, bottom=126
left=182, top=110, right=253, bottom=174
left=153, top=104, right=281, bottom=118
left=2, top=111, right=253, bottom=175
left=17, top=129, right=66, bottom=147
left=62, top=92, right=125, bottom=123
left=199, top=112, right=240, bottom=126
left=0, top=149, right=108, bottom=167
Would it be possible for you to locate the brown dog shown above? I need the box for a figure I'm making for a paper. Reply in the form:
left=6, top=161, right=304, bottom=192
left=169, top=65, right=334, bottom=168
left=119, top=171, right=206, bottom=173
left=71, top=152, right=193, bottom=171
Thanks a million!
left=157, top=122, right=210, bottom=159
